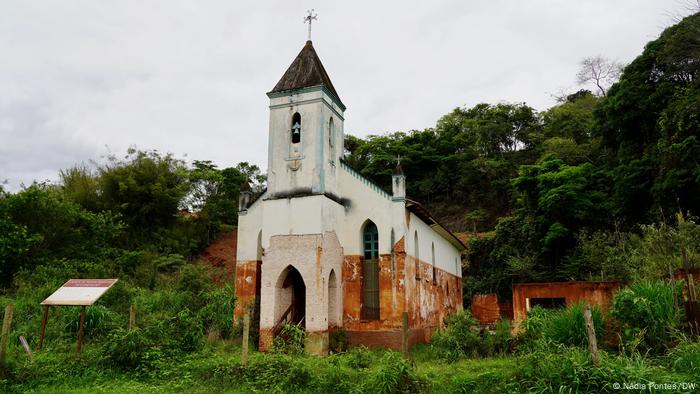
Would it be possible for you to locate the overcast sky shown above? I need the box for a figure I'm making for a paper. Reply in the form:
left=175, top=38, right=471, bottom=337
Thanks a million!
left=0, top=1, right=694, bottom=191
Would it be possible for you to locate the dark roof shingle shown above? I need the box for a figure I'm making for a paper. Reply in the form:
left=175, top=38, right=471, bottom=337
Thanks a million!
left=269, top=41, right=342, bottom=105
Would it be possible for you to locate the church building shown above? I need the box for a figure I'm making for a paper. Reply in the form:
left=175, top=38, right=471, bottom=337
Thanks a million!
left=234, top=39, right=465, bottom=355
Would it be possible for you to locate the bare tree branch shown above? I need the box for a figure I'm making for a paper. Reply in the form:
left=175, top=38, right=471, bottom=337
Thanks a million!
left=576, top=56, right=623, bottom=96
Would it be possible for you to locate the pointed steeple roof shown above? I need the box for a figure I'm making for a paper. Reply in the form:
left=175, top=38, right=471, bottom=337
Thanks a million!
left=269, top=40, right=343, bottom=106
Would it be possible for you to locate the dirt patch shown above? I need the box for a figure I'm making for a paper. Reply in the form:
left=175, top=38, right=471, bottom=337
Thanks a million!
left=199, top=229, right=237, bottom=284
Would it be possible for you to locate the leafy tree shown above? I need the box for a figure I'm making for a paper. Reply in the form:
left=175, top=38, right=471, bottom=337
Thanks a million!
left=0, top=184, right=124, bottom=286
left=595, top=13, right=700, bottom=223
left=97, top=149, right=190, bottom=244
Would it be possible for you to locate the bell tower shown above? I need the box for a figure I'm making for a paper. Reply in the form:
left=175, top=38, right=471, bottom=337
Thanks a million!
left=265, top=40, right=345, bottom=200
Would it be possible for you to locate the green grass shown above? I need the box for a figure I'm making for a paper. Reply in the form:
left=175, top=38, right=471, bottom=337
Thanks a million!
left=2, top=341, right=698, bottom=394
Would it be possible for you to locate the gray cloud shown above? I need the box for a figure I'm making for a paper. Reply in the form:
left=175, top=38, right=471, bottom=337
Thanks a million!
left=0, top=1, right=692, bottom=191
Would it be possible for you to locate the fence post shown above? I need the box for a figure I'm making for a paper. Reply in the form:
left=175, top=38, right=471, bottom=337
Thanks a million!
left=583, top=304, right=600, bottom=367
left=76, top=306, right=86, bottom=353
left=242, top=313, right=250, bottom=367
left=128, top=304, right=136, bottom=330
left=0, top=304, right=15, bottom=364
left=19, top=336, right=33, bottom=362
left=401, top=311, right=409, bottom=357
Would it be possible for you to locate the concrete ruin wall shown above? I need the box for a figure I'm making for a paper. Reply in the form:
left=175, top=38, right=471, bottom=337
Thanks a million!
left=512, top=281, right=620, bottom=331
left=471, top=294, right=501, bottom=325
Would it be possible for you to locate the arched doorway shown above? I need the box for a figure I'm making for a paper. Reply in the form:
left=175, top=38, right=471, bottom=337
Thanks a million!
left=328, top=269, right=338, bottom=328
left=274, top=266, right=306, bottom=331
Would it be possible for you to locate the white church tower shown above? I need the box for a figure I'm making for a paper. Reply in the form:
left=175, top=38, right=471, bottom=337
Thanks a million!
left=266, top=40, right=346, bottom=199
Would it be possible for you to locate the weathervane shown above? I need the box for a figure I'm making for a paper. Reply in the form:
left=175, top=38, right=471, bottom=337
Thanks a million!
left=304, top=9, right=318, bottom=41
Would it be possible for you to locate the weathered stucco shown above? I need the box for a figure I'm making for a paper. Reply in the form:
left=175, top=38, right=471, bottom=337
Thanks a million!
left=341, top=234, right=462, bottom=346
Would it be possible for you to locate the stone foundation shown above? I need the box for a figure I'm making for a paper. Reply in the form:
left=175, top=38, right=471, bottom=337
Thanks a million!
left=305, top=331, right=329, bottom=355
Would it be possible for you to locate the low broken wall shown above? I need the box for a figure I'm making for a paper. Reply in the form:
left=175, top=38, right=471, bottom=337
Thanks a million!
left=512, top=281, right=620, bottom=330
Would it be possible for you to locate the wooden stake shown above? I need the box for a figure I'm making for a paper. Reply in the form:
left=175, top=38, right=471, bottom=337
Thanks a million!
left=583, top=304, right=600, bottom=367
left=37, top=305, right=49, bottom=351
left=0, top=304, right=15, bottom=364
left=128, top=304, right=136, bottom=330
left=401, top=311, right=409, bottom=357
left=242, top=313, right=250, bottom=367
left=76, top=306, right=86, bottom=353
left=19, top=336, right=33, bottom=362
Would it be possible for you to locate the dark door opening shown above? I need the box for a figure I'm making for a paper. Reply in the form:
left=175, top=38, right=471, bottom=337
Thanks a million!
left=283, top=267, right=306, bottom=328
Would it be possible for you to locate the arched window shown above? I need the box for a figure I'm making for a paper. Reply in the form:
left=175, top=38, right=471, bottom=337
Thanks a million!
left=291, top=112, right=301, bottom=144
left=329, top=117, right=335, bottom=148
left=414, top=231, right=420, bottom=279
left=362, top=221, right=379, bottom=320
left=432, top=242, right=437, bottom=285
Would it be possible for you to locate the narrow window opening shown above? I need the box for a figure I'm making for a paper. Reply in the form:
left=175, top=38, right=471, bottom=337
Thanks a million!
left=291, top=112, right=301, bottom=144
left=414, top=231, right=420, bottom=279
left=361, top=221, right=380, bottom=320
left=431, top=242, right=437, bottom=285
left=390, top=229, right=396, bottom=281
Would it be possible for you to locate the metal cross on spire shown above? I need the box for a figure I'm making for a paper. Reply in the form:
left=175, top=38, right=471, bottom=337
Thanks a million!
left=304, top=9, right=318, bottom=41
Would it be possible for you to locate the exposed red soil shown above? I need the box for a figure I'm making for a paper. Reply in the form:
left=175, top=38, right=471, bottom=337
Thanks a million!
left=199, top=229, right=237, bottom=284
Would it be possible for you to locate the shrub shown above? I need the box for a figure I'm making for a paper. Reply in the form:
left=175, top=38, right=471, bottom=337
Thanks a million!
left=270, top=324, right=305, bottom=355
left=103, top=327, right=154, bottom=370
left=431, top=311, right=482, bottom=360
left=611, top=280, right=682, bottom=353
left=345, top=345, right=373, bottom=369
left=329, top=327, right=348, bottom=353
left=198, top=283, right=235, bottom=338
left=543, top=302, right=604, bottom=348
left=432, top=311, right=511, bottom=360
left=367, top=351, right=426, bottom=394
left=517, top=341, right=658, bottom=393
left=666, top=339, right=700, bottom=373
left=518, top=303, right=604, bottom=350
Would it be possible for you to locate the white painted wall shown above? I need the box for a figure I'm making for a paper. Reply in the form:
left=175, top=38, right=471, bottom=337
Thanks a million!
left=404, top=212, right=462, bottom=277
left=267, top=87, right=344, bottom=198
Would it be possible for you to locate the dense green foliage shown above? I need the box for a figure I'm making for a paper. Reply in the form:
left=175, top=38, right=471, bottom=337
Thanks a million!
left=431, top=311, right=510, bottom=361
left=518, top=303, right=605, bottom=349
left=611, top=280, right=684, bottom=354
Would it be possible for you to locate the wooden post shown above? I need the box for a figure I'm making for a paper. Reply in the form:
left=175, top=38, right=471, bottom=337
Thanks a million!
left=0, top=304, right=15, bottom=364
left=401, top=311, right=409, bottom=357
left=19, top=336, right=33, bottom=362
left=76, top=306, right=86, bottom=353
left=128, top=304, right=136, bottom=330
left=242, top=313, right=250, bottom=367
left=37, top=305, right=49, bottom=351
left=583, top=304, right=600, bottom=367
